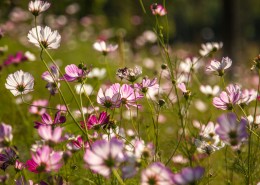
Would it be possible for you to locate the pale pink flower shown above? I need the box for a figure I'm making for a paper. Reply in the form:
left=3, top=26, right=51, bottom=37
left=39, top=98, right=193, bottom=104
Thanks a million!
left=199, top=42, right=223, bottom=56
left=97, top=87, right=121, bottom=109
left=150, top=3, right=167, bottom=16
left=28, top=0, right=50, bottom=16
left=37, top=126, right=63, bottom=143
left=206, top=57, right=232, bottom=76
left=63, top=64, right=90, bottom=82
left=93, top=40, right=118, bottom=55
left=238, top=89, right=257, bottom=105
left=213, top=84, right=241, bottom=110
left=0, top=123, right=13, bottom=144
left=29, top=99, right=48, bottom=115
left=135, top=77, right=159, bottom=93
left=84, top=138, right=124, bottom=177
left=200, top=85, right=220, bottom=96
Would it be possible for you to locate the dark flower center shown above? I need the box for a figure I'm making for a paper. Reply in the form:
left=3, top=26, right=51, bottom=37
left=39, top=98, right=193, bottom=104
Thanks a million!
left=16, top=85, right=25, bottom=92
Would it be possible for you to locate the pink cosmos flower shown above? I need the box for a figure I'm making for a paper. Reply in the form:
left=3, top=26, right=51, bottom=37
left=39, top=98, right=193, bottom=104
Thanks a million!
left=238, top=89, right=257, bottom=106
left=67, top=135, right=90, bottom=151
left=37, top=126, right=63, bottom=143
left=81, top=111, right=110, bottom=130
left=213, top=84, right=241, bottom=110
left=111, top=83, right=143, bottom=109
left=206, top=57, right=232, bottom=76
left=29, top=99, right=48, bottom=115
left=14, top=160, right=25, bottom=171
left=135, top=77, right=159, bottom=93
left=42, top=65, right=60, bottom=95
left=141, top=162, right=174, bottom=185
left=172, top=166, right=205, bottom=185
left=93, top=40, right=118, bottom=55
left=97, top=87, right=121, bottom=109
left=178, top=83, right=188, bottom=93
left=34, top=111, right=66, bottom=128
left=26, top=146, right=63, bottom=173
left=63, top=64, right=90, bottom=82
left=150, top=3, right=167, bottom=16
left=3, top=52, right=27, bottom=66
left=216, top=113, right=247, bottom=146
left=84, top=138, right=124, bottom=177
left=0, top=123, right=13, bottom=144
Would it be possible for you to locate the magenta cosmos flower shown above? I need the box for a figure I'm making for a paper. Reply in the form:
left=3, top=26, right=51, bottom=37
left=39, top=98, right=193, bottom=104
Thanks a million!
left=150, top=3, right=167, bottom=16
left=26, top=145, right=63, bottom=173
left=215, top=113, right=247, bottom=146
left=34, top=111, right=66, bottom=128
left=172, top=166, right=205, bottom=185
left=213, top=84, right=241, bottom=110
left=63, top=64, right=90, bottom=82
left=110, top=83, right=143, bottom=109
left=141, top=162, right=174, bottom=185
left=84, top=138, right=124, bottom=177
left=81, top=111, right=110, bottom=130
left=3, top=52, right=28, bottom=66
left=97, top=86, right=121, bottom=109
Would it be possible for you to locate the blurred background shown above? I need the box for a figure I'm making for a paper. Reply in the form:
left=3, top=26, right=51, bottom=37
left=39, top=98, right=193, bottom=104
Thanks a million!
left=0, top=0, right=260, bottom=62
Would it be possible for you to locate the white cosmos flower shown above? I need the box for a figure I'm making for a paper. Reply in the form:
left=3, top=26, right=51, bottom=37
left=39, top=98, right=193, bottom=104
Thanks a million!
left=5, top=70, right=34, bottom=96
left=200, top=85, right=220, bottom=96
left=88, top=68, right=106, bottom=79
left=75, top=84, right=93, bottom=96
left=28, top=0, right=51, bottom=16
left=199, top=42, right=223, bottom=56
left=93, top=40, right=118, bottom=55
left=28, top=26, right=61, bottom=49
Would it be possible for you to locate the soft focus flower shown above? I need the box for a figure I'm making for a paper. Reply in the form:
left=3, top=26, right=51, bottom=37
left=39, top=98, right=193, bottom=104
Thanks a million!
left=200, top=85, right=220, bottom=96
left=135, top=77, right=159, bottom=93
left=238, top=89, right=257, bottom=106
left=97, top=87, right=121, bottom=109
left=81, top=112, right=110, bottom=130
left=172, top=155, right=189, bottom=164
left=88, top=68, right=106, bottom=79
left=150, top=3, right=167, bottom=16
left=67, top=135, right=89, bottom=151
left=141, top=162, right=174, bottom=185
left=34, top=111, right=66, bottom=128
left=116, top=66, right=142, bottom=82
left=63, top=64, right=90, bottom=82
left=0, top=148, right=18, bottom=170
left=14, top=160, right=25, bottom=171
left=178, top=83, right=191, bottom=99
left=216, top=113, right=248, bottom=146
left=26, top=146, right=63, bottom=173
left=179, top=57, right=200, bottom=73
left=5, top=70, right=34, bottom=96
left=93, top=40, right=118, bottom=55
left=206, top=57, right=232, bottom=76
left=24, top=51, right=36, bottom=61
left=28, top=26, right=61, bottom=49
left=0, top=123, right=13, bottom=144
left=42, top=65, right=60, bottom=95
left=213, top=84, right=241, bottom=110
left=75, top=84, right=93, bottom=95
left=172, top=166, right=205, bottom=185
left=199, top=42, right=223, bottom=56
left=29, top=99, right=48, bottom=115
left=3, top=52, right=28, bottom=66
left=111, top=83, right=143, bottom=109
left=84, top=138, right=124, bottom=177
left=28, top=0, right=51, bottom=16
left=38, top=126, right=63, bottom=143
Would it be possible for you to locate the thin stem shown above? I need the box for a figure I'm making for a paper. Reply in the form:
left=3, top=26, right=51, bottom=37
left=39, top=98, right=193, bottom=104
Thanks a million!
left=112, top=169, right=125, bottom=185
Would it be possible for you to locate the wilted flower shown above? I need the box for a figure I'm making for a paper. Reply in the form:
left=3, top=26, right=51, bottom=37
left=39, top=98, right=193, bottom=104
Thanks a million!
left=200, top=85, right=220, bottom=97
left=63, top=64, right=90, bottom=82
left=26, top=146, right=63, bottom=173
left=29, top=99, right=48, bottom=115
left=38, top=126, right=63, bottom=143
left=213, top=84, right=241, bottom=110
left=216, top=113, right=247, bottom=146
left=150, top=3, right=167, bottom=16
left=116, top=66, right=142, bottom=82
left=199, top=42, right=223, bottom=56
left=34, top=111, right=66, bottom=128
left=5, top=70, right=34, bottom=96
left=206, top=57, right=232, bottom=76
left=0, top=147, right=18, bottom=171
left=93, top=40, right=118, bottom=55
left=28, top=0, right=51, bottom=16
left=141, top=162, right=174, bottom=185
left=81, top=112, right=110, bottom=130
left=172, top=166, right=205, bottom=185
left=84, top=138, right=124, bottom=177
left=97, top=87, right=121, bottom=109
left=28, top=26, right=61, bottom=49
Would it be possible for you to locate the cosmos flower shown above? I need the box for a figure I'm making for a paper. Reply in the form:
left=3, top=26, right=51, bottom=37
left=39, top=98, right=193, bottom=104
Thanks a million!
left=5, top=70, right=34, bottom=96
left=63, top=64, right=90, bottom=82
left=34, top=111, right=66, bottom=128
left=28, top=26, right=61, bottom=49
left=97, top=87, right=121, bottom=109
left=141, top=162, right=174, bottom=185
left=0, top=123, right=13, bottom=144
left=0, top=147, right=18, bottom=171
left=200, top=85, right=220, bottom=97
left=37, top=126, right=63, bottom=143
left=88, top=68, right=106, bottom=79
left=238, top=89, right=257, bottom=106
left=42, top=65, right=60, bottom=95
left=81, top=111, right=110, bottom=130
left=93, top=40, right=118, bottom=55
left=179, top=57, right=200, bottom=73
left=213, top=84, right=241, bottom=110
left=28, top=0, right=51, bottom=16
left=172, top=166, right=205, bottom=185
left=26, top=146, right=63, bottom=173
left=215, top=113, right=248, bottom=146
left=135, top=77, right=159, bottom=94
left=116, top=66, right=142, bottom=82
left=206, top=57, right=232, bottom=76
left=199, top=42, right=223, bottom=56
left=3, top=52, right=28, bottom=66
left=84, top=138, right=124, bottom=177
left=66, top=135, right=89, bottom=151
left=29, top=99, right=48, bottom=115
left=150, top=3, right=167, bottom=16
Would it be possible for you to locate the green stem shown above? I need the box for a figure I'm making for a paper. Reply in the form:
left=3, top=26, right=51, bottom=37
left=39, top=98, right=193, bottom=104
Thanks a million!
left=112, top=169, right=125, bottom=185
